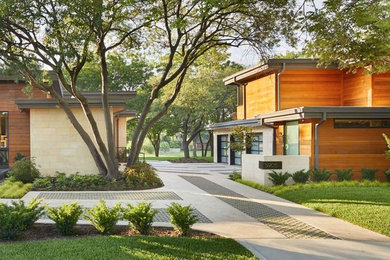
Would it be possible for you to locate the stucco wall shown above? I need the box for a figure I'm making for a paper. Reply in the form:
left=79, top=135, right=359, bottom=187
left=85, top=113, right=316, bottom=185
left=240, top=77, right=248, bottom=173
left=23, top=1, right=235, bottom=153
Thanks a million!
left=30, top=107, right=112, bottom=176
left=117, top=117, right=127, bottom=148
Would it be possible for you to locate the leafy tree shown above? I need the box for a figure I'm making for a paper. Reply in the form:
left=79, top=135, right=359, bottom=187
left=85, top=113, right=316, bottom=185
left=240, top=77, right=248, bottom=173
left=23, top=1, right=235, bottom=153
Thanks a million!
left=307, top=0, right=390, bottom=72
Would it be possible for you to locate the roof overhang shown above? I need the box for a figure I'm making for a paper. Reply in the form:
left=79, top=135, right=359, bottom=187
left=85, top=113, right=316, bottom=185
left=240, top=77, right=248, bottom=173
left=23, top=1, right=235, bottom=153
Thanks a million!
left=206, top=118, right=261, bottom=130
left=257, top=106, right=390, bottom=123
left=223, top=59, right=339, bottom=85
left=15, top=92, right=136, bottom=109
left=114, top=110, right=137, bottom=118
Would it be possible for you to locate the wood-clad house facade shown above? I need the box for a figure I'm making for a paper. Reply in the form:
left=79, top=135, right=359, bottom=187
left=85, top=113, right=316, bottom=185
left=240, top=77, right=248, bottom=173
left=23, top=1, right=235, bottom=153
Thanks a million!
left=209, top=59, right=390, bottom=180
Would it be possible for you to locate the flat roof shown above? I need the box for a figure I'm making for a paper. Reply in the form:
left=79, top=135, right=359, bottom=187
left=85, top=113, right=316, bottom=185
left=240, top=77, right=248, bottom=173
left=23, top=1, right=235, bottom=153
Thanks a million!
left=206, top=118, right=261, bottom=130
left=257, top=106, right=390, bottom=123
left=223, top=59, right=339, bottom=85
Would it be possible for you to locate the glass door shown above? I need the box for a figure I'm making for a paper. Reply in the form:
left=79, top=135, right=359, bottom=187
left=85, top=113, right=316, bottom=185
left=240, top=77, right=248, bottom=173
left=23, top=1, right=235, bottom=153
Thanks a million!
left=284, top=120, right=299, bottom=155
left=230, top=136, right=241, bottom=165
left=217, top=135, right=228, bottom=163
left=0, top=112, right=9, bottom=168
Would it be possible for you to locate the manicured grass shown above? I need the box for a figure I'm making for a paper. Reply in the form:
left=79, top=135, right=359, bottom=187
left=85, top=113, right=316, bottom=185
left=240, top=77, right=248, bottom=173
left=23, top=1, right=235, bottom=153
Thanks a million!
left=236, top=179, right=390, bottom=237
left=0, top=235, right=257, bottom=260
left=0, top=180, right=31, bottom=198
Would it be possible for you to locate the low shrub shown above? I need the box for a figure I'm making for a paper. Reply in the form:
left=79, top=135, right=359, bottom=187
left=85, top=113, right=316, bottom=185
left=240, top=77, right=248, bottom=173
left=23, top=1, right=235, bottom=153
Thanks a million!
left=385, top=169, right=390, bottom=182
left=310, top=168, right=331, bottom=182
left=8, top=158, right=40, bottom=183
left=268, top=171, right=290, bottom=186
left=122, top=162, right=163, bottom=187
left=0, top=198, right=44, bottom=240
left=228, top=171, right=242, bottom=181
left=31, top=177, right=52, bottom=190
left=0, top=180, right=31, bottom=198
left=47, top=202, right=83, bottom=236
left=31, top=173, right=108, bottom=191
left=334, top=169, right=353, bottom=181
left=123, top=202, right=157, bottom=235
left=361, top=168, right=378, bottom=181
left=14, top=153, right=27, bottom=162
left=291, top=170, right=310, bottom=184
left=84, top=200, right=122, bottom=234
left=167, top=203, right=198, bottom=236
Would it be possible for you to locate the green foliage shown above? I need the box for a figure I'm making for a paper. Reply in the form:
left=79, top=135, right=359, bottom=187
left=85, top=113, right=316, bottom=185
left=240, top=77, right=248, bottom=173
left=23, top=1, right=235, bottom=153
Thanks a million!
left=167, top=203, right=198, bottom=236
left=123, top=202, right=157, bottom=235
left=361, top=168, right=378, bottom=181
left=141, top=142, right=155, bottom=155
left=310, top=168, right=331, bottom=182
left=8, top=158, right=40, bottom=183
left=334, top=169, right=353, bottom=181
left=47, top=202, right=83, bottom=236
left=268, top=171, right=291, bottom=186
left=229, top=171, right=242, bottom=181
left=122, top=162, right=163, bottom=187
left=84, top=200, right=122, bottom=235
left=160, top=141, right=170, bottom=153
left=169, top=139, right=181, bottom=148
left=14, top=153, right=27, bottom=162
left=291, top=169, right=310, bottom=184
left=307, top=0, right=390, bottom=72
left=385, top=169, right=390, bottom=182
left=383, top=133, right=390, bottom=159
left=0, top=180, right=31, bottom=198
left=0, top=198, right=44, bottom=240
left=229, top=126, right=255, bottom=153
left=31, top=173, right=107, bottom=191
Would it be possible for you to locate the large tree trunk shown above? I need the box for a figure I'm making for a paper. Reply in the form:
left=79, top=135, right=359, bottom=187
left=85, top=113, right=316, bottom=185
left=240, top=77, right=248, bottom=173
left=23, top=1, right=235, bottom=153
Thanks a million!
left=149, top=133, right=161, bottom=157
left=183, top=140, right=190, bottom=158
left=192, top=137, right=197, bottom=158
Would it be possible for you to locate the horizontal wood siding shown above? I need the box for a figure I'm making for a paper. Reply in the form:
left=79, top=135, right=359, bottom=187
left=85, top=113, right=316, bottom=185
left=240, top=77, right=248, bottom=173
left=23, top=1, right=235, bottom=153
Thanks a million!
left=372, top=72, right=390, bottom=106
left=317, top=119, right=389, bottom=180
left=343, top=69, right=371, bottom=106
left=0, top=83, right=46, bottom=166
left=280, top=69, right=342, bottom=109
left=244, top=74, right=275, bottom=118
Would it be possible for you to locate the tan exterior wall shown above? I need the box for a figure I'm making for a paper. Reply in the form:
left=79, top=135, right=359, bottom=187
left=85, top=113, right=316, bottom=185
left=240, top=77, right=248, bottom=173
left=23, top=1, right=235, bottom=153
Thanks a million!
left=117, top=117, right=128, bottom=148
left=30, top=107, right=112, bottom=176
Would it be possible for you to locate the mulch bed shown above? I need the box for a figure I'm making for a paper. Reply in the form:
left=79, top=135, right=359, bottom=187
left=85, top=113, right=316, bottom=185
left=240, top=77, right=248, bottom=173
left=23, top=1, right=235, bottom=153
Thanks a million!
left=169, top=158, right=210, bottom=163
left=0, top=224, right=219, bottom=243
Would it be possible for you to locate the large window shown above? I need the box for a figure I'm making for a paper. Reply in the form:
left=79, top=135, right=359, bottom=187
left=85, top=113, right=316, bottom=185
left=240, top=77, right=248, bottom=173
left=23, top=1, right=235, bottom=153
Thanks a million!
left=334, top=119, right=390, bottom=128
left=237, top=85, right=244, bottom=106
left=217, top=135, right=229, bottom=163
left=0, top=112, right=9, bottom=168
left=247, top=133, right=263, bottom=154
left=284, top=121, right=299, bottom=155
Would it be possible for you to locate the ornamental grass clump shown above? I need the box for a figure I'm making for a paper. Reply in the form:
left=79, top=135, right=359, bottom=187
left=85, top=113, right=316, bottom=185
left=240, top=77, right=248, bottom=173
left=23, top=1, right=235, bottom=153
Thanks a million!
left=361, top=168, right=378, bottom=181
left=47, top=202, right=83, bottom=235
left=268, top=171, right=291, bottom=186
left=310, top=168, right=331, bottom=182
left=84, top=200, right=122, bottom=235
left=291, top=169, right=310, bottom=184
left=167, top=203, right=198, bottom=236
left=334, top=169, right=353, bottom=181
left=123, top=202, right=157, bottom=235
left=0, top=198, right=44, bottom=240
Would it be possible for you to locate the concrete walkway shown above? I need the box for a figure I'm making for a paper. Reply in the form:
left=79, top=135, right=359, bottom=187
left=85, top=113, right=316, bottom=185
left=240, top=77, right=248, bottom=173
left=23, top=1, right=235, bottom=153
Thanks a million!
left=12, top=161, right=390, bottom=259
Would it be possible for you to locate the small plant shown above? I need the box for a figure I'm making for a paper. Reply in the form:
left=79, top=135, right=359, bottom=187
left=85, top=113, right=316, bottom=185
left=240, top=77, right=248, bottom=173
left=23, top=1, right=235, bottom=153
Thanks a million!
left=361, top=168, right=378, bottom=181
left=167, top=203, right=198, bottom=236
left=229, top=171, right=242, bottom=181
left=0, top=198, right=44, bottom=240
left=122, top=162, right=163, bottom=187
left=268, top=171, right=291, bottom=186
left=0, top=180, right=31, bottom=198
left=334, top=169, right=354, bottom=181
left=291, top=169, right=310, bottom=184
left=123, top=202, right=157, bottom=235
left=8, top=158, right=40, bottom=183
left=47, top=202, right=83, bottom=235
left=385, top=169, right=390, bottom=182
left=14, top=153, right=27, bottom=162
left=83, top=200, right=122, bottom=235
left=310, top=168, right=331, bottom=182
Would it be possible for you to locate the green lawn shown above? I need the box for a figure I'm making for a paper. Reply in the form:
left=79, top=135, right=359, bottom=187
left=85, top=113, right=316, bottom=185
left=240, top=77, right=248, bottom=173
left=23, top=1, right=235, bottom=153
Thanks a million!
left=145, top=151, right=213, bottom=162
left=0, top=236, right=257, bottom=260
left=236, top=179, right=390, bottom=237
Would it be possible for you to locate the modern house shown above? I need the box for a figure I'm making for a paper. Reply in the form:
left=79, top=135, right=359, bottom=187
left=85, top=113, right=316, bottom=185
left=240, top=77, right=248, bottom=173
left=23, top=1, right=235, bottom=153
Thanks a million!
left=0, top=73, right=134, bottom=176
left=209, top=59, right=390, bottom=183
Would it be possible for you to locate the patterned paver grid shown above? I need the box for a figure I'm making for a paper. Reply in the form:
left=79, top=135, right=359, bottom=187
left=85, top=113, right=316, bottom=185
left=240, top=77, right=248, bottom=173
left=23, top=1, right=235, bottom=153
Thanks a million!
left=36, top=191, right=182, bottom=200
left=41, top=208, right=211, bottom=223
left=181, top=176, right=338, bottom=240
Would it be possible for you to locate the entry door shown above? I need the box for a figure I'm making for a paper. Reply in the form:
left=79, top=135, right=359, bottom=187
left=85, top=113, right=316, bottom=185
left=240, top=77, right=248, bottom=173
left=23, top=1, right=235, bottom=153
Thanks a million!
left=217, top=135, right=228, bottom=163
left=0, top=112, right=9, bottom=168
left=284, top=120, right=299, bottom=155
left=230, top=136, right=241, bottom=165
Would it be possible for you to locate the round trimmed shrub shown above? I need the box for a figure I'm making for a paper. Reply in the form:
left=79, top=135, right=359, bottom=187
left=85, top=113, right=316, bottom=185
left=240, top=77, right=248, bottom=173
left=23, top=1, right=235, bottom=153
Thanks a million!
left=8, top=158, right=40, bottom=183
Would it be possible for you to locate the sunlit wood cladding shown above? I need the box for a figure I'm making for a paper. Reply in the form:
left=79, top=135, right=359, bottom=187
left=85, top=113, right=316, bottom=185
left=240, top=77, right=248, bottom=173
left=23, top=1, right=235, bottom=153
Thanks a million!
left=280, top=69, right=343, bottom=109
left=372, top=72, right=390, bottom=106
left=244, top=73, right=275, bottom=118
left=343, top=69, right=372, bottom=106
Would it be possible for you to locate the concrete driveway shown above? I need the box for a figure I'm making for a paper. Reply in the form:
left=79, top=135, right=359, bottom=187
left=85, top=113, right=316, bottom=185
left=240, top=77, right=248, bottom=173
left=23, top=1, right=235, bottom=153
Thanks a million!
left=19, top=161, right=390, bottom=260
